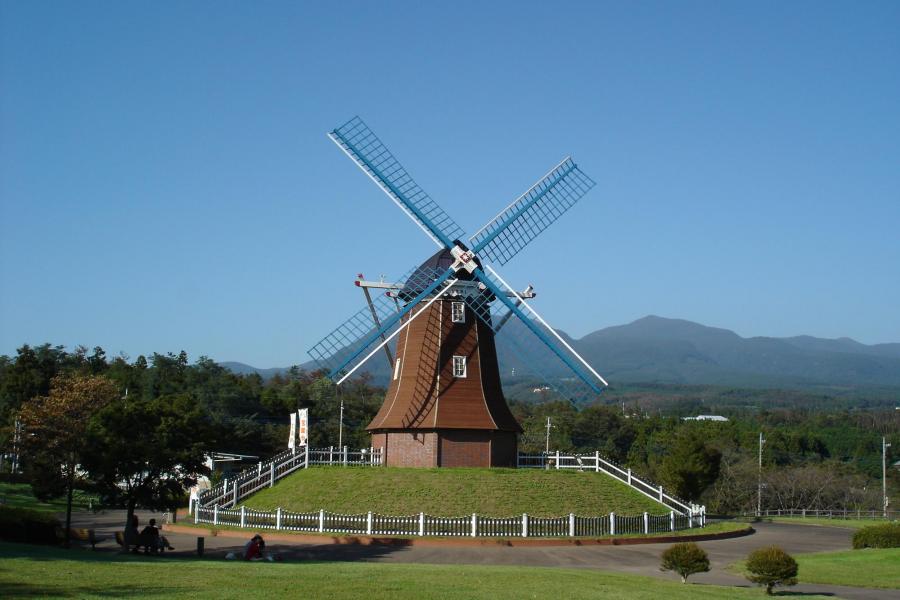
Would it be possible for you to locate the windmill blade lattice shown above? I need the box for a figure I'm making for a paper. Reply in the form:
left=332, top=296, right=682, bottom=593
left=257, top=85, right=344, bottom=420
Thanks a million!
left=330, top=116, right=466, bottom=248
left=470, top=157, right=596, bottom=265
left=307, top=265, right=453, bottom=379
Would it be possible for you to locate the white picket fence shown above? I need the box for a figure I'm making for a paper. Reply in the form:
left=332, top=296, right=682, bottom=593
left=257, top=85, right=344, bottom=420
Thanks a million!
left=518, top=451, right=700, bottom=517
left=196, top=446, right=382, bottom=510
left=194, top=505, right=705, bottom=538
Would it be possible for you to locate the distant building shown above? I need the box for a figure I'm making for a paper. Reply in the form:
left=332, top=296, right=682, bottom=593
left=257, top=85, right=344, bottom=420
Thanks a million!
left=682, top=415, right=729, bottom=422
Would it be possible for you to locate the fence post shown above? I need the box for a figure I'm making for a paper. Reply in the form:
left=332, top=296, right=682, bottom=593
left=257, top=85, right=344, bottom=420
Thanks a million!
left=366, top=511, right=373, bottom=535
left=610, top=512, right=615, bottom=535
left=419, top=512, right=425, bottom=537
left=670, top=510, right=675, bottom=532
left=213, top=505, right=219, bottom=526
left=379, top=446, right=384, bottom=466
left=276, top=507, right=282, bottom=530
left=471, top=513, right=477, bottom=537
left=688, top=510, right=693, bottom=528
left=658, top=485, right=663, bottom=502
left=701, top=506, right=706, bottom=527
left=240, top=506, right=246, bottom=528
left=627, top=468, right=632, bottom=485
left=304, top=447, right=309, bottom=469
left=270, top=462, right=275, bottom=487
left=569, top=513, right=575, bottom=537
left=343, top=445, right=348, bottom=466
left=595, top=450, right=600, bottom=473
left=643, top=512, right=649, bottom=534
left=257, top=462, right=262, bottom=478
left=233, top=483, right=238, bottom=507
left=555, top=450, right=560, bottom=470
left=318, top=509, right=325, bottom=533
left=329, top=446, right=333, bottom=465
left=195, top=504, right=199, bottom=524
left=522, top=513, right=528, bottom=537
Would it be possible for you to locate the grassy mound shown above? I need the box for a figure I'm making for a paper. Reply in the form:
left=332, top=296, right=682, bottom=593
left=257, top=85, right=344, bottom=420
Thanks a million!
left=242, top=467, right=669, bottom=517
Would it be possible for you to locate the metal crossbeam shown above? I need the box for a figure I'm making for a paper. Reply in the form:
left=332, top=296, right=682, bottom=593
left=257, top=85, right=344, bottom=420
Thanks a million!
left=470, top=157, right=596, bottom=265
left=330, top=116, right=465, bottom=249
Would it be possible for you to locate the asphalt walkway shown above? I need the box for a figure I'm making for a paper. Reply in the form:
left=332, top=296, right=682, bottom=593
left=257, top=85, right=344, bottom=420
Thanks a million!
left=69, top=511, right=893, bottom=599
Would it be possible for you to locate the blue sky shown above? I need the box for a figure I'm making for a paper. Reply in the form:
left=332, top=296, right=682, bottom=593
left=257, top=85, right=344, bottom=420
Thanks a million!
left=1, top=1, right=898, bottom=367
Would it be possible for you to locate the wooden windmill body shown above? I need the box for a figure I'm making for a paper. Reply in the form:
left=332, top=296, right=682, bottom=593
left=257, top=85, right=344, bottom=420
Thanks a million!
left=367, top=251, right=521, bottom=467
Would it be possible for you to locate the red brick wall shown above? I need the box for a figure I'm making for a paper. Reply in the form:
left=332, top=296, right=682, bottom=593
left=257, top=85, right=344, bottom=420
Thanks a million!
left=438, top=430, right=491, bottom=467
left=379, top=431, right=438, bottom=467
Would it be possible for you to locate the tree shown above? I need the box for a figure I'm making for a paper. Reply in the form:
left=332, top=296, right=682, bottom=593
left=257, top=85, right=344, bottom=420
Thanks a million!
left=17, top=374, right=119, bottom=546
left=658, top=432, right=722, bottom=501
left=82, top=392, right=214, bottom=529
left=660, top=542, right=710, bottom=583
left=745, top=546, right=798, bottom=595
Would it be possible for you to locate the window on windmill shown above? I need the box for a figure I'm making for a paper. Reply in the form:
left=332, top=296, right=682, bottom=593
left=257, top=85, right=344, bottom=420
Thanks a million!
left=451, top=301, right=465, bottom=323
left=393, top=358, right=401, bottom=381
left=453, top=355, right=467, bottom=378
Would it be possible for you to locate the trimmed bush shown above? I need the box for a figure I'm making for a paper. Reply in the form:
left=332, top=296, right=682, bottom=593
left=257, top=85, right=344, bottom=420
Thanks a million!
left=0, top=506, right=60, bottom=545
left=745, top=546, right=798, bottom=595
left=852, top=522, right=900, bottom=549
left=660, top=542, right=710, bottom=583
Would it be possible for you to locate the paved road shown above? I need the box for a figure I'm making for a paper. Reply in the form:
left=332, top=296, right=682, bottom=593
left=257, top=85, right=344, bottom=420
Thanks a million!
left=70, top=511, right=893, bottom=599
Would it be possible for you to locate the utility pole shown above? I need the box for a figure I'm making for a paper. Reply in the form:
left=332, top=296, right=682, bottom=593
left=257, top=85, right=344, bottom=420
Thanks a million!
left=545, top=416, right=553, bottom=454
left=338, top=394, right=344, bottom=450
left=884, top=437, right=892, bottom=519
left=757, top=432, right=766, bottom=517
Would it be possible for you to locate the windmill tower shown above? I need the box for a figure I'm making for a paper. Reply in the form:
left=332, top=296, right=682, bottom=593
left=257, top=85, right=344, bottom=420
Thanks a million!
left=309, top=117, right=608, bottom=468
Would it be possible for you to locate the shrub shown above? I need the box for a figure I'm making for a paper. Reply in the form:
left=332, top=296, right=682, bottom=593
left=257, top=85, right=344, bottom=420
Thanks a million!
left=660, top=542, right=710, bottom=583
left=852, top=522, right=900, bottom=549
left=745, top=546, right=798, bottom=595
left=0, top=506, right=60, bottom=545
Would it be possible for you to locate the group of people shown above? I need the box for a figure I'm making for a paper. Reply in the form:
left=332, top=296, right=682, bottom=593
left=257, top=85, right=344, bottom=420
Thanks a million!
left=123, top=516, right=174, bottom=554
left=124, top=516, right=274, bottom=561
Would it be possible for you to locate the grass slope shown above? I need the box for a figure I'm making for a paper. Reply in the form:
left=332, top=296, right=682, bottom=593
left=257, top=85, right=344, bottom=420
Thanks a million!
left=0, top=483, right=96, bottom=515
left=242, top=467, right=669, bottom=517
left=0, top=542, right=832, bottom=600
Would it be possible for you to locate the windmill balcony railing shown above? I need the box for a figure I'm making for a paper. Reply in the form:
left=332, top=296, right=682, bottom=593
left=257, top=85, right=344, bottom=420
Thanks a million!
left=517, top=450, right=698, bottom=517
left=192, top=506, right=705, bottom=538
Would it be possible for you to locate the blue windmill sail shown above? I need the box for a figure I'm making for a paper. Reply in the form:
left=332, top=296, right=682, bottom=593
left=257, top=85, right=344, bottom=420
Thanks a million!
left=329, top=116, right=465, bottom=249
left=470, top=157, right=596, bottom=265
left=307, top=264, right=455, bottom=380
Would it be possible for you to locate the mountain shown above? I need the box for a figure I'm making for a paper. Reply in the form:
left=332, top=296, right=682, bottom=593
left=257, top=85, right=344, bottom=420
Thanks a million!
left=223, top=316, right=900, bottom=389
left=218, top=362, right=291, bottom=379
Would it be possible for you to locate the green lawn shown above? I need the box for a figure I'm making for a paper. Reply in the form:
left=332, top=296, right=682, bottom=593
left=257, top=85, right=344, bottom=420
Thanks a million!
left=729, top=548, right=900, bottom=590
left=794, top=548, right=900, bottom=589
left=243, top=467, right=669, bottom=517
left=0, top=542, right=831, bottom=600
left=762, top=516, right=894, bottom=530
left=0, top=483, right=97, bottom=515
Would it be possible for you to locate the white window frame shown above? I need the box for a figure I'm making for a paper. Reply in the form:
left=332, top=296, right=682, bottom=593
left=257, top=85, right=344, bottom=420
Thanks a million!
left=452, top=355, right=467, bottom=378
left=451, top=301, right=465, bottom=323
left=393, top=358, right=401, bottom=380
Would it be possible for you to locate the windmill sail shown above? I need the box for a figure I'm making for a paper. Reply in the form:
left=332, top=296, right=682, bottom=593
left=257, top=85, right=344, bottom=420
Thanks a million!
left=329, top=116, right=465, bottom=248
left=470, top=157, right=596, bottom=265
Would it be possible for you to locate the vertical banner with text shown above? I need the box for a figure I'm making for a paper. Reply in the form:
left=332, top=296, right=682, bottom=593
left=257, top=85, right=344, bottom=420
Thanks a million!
left=288, top=412, right=297, bottom=449
left=298, top=408, right=309, bottom=447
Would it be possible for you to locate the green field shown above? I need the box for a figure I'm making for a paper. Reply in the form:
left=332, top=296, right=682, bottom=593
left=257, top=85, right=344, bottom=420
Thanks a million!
left=729, top=548, right=900, bottom=590
left=757, top=516, right=894, bottom=530
left=0, top=542, right=832, bottom=600
left=795, top=548, right=900, bottom=589
left=0, top=483, right=96, bottom=515
left=242, top=467, right=669, bottom=517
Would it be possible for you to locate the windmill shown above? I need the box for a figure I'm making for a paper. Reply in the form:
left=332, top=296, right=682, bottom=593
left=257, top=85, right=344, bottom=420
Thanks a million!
left=309, top=116, right=608, bottom=467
